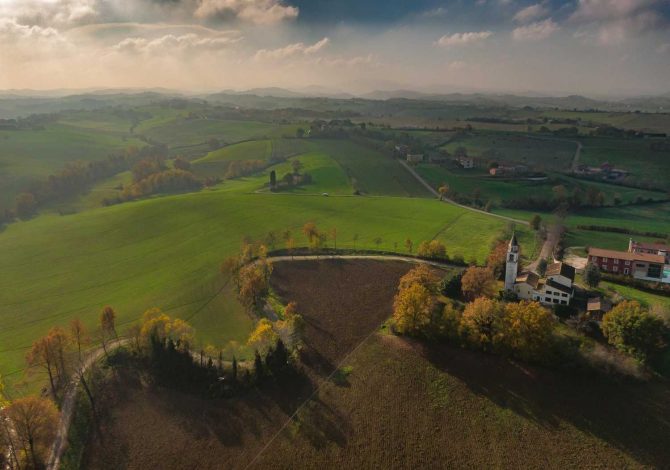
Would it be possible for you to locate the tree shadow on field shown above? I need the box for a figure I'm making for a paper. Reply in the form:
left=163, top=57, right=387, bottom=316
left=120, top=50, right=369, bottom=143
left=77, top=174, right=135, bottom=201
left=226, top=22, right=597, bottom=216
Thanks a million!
left=419, top=341, right=670, bottom=468
left=290, top=396, right=351, bottom=450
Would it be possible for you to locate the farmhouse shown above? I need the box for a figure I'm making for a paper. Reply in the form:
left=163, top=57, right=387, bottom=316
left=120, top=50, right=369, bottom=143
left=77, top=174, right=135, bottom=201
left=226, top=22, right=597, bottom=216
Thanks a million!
left=458, top=156, right=475, bottom=169
left=629, top=239, right=670, bottom=264
left=406, top=154, right=425, bottom=163
left=587, top=297, right=612, bottom=319
left=587, top=247, right=667, bottom=283
left=505, top=234, right=575, bottom=305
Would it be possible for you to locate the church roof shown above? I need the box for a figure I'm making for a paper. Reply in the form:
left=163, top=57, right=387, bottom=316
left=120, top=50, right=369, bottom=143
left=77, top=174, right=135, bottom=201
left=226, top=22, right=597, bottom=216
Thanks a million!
left=545, top=262, right=575, bottom=282
left=516, top=271, right=540, bottom=288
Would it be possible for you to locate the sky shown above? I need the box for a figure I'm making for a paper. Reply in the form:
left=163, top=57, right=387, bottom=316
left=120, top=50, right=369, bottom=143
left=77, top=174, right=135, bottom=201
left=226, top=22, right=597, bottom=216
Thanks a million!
left=0, top=0, right=669, bottom=96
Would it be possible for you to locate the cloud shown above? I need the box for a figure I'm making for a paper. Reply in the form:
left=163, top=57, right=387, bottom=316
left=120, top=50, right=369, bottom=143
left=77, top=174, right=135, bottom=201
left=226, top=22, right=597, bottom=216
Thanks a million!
left=314, top=54, right=378, bottom=68
left=0, top=0, right=98, bottom=28
left=254, top=37, right=329, bottom=60
left=512, top=19, right=559, bottom=40
left=569, top=0, right=667, bottom=45
left=570, top=0, right=659, bottom=22
left=194, top=0, right=299, bottom=24
left=513, top=4, right=549, bottom=23
left=112, top=32, right=242, bottom=54
left=435, top=31, right=493, bottom=47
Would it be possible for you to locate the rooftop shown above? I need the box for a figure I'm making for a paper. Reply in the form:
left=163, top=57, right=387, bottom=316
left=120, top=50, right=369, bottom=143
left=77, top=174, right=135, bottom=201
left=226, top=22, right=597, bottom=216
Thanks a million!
left=545, top=262, right=576, bottom=282
left=588, top=247, right=665, bottom=264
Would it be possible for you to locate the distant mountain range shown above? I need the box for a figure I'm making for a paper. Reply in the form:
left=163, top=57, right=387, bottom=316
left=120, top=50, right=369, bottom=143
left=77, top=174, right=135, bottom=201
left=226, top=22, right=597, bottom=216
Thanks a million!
left=0, top=86, right=668, bottom=119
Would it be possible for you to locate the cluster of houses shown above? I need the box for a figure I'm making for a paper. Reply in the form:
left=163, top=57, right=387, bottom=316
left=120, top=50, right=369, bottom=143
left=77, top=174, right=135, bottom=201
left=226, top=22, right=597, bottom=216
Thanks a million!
left=395, top=144, right=475, bottom=168
left=587, top=239, right=670, bottom=284
left=574, top=162, right=629, bottom=182
left=505, top=234, right=576, bottom=306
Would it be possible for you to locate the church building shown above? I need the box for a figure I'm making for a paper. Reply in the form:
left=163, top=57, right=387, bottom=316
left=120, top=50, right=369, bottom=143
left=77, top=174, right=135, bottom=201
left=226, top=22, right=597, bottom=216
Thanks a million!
left=505, top=234, right=575, bottom=306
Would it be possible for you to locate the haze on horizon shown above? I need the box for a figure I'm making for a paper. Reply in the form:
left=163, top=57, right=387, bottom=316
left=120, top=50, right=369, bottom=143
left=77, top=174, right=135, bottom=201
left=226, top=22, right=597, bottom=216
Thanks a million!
left=0, top=0, right=669, bottom=97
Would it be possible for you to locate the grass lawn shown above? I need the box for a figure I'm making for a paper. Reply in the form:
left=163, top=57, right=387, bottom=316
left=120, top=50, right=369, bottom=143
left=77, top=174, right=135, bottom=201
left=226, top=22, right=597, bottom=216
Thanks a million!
left=0, top=124, right=143, bottom=210
left=0, top=188, right=521, bottom=395
left=316, top=139, right=431, bottom=197
left=441, top=131, right=577, bottom=171
left=598, top=281, right=670, bottom=309
left=579, top=136, right=670, bottom=190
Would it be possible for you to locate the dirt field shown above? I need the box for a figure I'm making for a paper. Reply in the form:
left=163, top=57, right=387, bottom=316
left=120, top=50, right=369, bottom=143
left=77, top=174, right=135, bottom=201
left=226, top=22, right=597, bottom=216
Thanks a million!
left=80, top=260, right=670, bottom=469
left=270, top=259, right=426, bottom=376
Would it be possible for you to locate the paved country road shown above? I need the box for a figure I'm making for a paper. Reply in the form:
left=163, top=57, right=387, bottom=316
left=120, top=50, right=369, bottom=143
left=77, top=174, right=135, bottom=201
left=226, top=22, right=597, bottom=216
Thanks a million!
left=46, top=338, right=128, bottom=470
left=397, top=159, right=529, bottom=226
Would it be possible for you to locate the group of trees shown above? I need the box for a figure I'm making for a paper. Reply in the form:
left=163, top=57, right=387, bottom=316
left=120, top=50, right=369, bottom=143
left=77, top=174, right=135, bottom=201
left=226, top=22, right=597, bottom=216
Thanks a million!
left=1, top=145, right=168, bottom=224
left=0, top=305, right=122, bottom=469
left=391, top=265, right=557, bottom=362
left=601, top=301, right=669, bottom=362
left=222, top=243, right=274, bottom=312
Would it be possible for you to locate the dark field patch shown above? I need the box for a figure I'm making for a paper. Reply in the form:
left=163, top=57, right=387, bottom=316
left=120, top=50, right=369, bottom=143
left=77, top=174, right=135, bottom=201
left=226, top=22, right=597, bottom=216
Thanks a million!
left=270, top=259, right=424, bottom=375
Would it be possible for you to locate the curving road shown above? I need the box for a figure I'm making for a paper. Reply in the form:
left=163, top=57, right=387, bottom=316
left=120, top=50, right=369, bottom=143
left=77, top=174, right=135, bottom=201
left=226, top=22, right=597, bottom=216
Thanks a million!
left=397, top=159, right=529, bottom=226
left=44, top=254, right=458, bottom=470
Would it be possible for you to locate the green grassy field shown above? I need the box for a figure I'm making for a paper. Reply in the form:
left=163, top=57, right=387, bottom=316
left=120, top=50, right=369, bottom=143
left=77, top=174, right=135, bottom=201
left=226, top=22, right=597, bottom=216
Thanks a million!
left=317, top=139, right=432, bottom=197
left=0, top=123, right=143, bottom=210
left=415, top=164, right=664, bottom=209
left=440, top=131, right=577, bottom=171
left=579, top=137, right=670, bottom=190
left=0, top=186, right=521, bottom=394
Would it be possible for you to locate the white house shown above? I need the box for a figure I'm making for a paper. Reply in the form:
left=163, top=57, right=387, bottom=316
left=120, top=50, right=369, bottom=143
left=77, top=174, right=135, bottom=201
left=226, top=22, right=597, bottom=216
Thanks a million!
left=505, top=234, right=575, bottom=306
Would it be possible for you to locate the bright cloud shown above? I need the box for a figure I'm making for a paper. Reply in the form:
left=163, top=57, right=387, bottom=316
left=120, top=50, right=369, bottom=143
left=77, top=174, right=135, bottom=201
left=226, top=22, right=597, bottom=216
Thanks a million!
left=113, top=32, right=242, bottom=54
left=512, top=19, right=559, bottom=40
left=194, top=0, right=299, bottom=24
left=254, top=37, right=329, bottom=60
left=513, top=4, right=549, bottom=23
left=435, top=31, right=493, bottom=47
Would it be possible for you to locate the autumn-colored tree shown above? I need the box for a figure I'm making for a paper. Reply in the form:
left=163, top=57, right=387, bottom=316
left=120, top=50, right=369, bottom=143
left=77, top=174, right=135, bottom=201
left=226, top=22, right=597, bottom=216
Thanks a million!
left=501, top=301, right=555, bottom=360
left=416, top=240, right=446, bottom=259
left=15, top=192, right=37, bottom=219
left=460, top=297, right=505, bottom=350
left=276, top=303, right=306, bottom=351
left=392, top=283, right=436, bottom=335
left=404, top=238, right=414, bottom=254
left=438, top=183, right=449, bottom=201
left=173, top=156, right=191, bottom=171
left=433, top=300, right=463, bottom=341
left=486, top=240, right=508, bottom=280
left=139, top=308, right=195, bottom=350
left=460, top=266, right=497, bottom=301
left=2, top=396, right=59, bottom=469
left=302, top=222, right=319, bottom=250
left=286, top=237, right=295, bottom=259
left=237, top=258, right=273, bottom=311
left=398, top=264, right=440, bottom=293
left=70, top=317, right=88, bottom=361
left=100, top=306, right=117, bottom=355
left=602, top=301, right=668, bottom=361
left=247, top=319, right=279, bottom=354
left=26, top=327, right=69, bottom=398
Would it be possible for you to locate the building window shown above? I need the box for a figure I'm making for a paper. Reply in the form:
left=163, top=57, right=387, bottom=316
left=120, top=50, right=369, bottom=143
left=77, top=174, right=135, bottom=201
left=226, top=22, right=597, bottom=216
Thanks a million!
left=562, top=293, right=568, bottom=297
left=625, top=260, right=630, bottom=265
left=613, top=266, right=618, bottom=272
left=624, top=268, right=629, bottom=275
left=545, top=297, right=550, bottom=302
left=560, top=300, right=567, bottom=305
left=553, top=299, right=559, bottom=303
left=614, top=259, right=619, bottom=264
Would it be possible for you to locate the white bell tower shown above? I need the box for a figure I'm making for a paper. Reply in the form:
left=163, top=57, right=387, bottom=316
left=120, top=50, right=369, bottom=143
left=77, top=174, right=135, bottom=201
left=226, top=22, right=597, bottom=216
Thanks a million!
left=505, top=233, right=519, bottom=291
